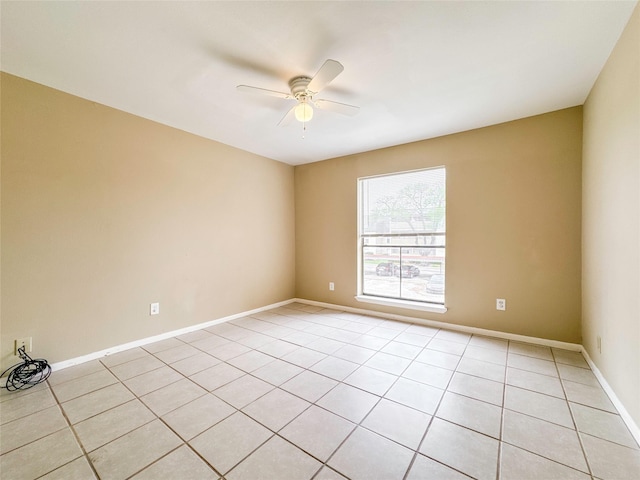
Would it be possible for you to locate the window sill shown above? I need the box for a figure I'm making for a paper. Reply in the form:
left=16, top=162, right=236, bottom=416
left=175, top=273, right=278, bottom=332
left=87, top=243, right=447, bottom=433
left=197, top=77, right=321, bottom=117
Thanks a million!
left=355, top=295, right=447, bottom=314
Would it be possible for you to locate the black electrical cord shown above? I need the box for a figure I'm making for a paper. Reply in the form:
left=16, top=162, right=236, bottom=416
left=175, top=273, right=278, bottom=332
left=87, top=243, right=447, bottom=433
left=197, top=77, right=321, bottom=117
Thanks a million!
left=0, top=346, right=51, bottom=391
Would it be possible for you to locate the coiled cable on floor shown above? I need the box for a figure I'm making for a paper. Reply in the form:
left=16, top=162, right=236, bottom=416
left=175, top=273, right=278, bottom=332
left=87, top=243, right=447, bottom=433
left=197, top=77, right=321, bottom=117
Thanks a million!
left=0, top=346, right=51, bottom=391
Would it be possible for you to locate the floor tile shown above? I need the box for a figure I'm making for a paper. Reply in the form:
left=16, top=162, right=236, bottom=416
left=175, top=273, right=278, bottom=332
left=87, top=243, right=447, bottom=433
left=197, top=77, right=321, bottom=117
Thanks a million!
left=281, top=347, right=327, bottom=368
left=581, top=432, right=640, bottom=479
left=190, top=334, right=230, bottom=353
left=281, top=370, right=338, bottom=402
left=0, top=387, right=56, bottom=424
left=367, top=326, right=401, bottom=340
left=332, top=344, right=376, bottom=364
left=414, top=348, right=461, bottom=370
left=463, top=345, right=507, bottom=365
left=123, top=365, right=183, bottom=397
left=406, top=454, right=471, bottom=480
left=190, top=412, right=272, bottom=475
left=509, top=342, right=553, bottom=360
left=306, top=337, right=347, bottom=355
left=0, top=428, right=82, bottom=480
left=280, top=405, right=356, bottom=461
left=365, top=351, right=411, bottom=375
left=468, top=335, right=508, bottom=352
left=434, top=330, right=471, bottom=344
left=402, top=361, right=453, bottom=389
left=39, top=456, right=98, bottom=480
left=420, top=418, right=499, bottom=480
left=405, top=324, right=439, bottom=337
left=100, top=348, right=149, bottom=368
left=175, top=328, right=214, bottom=343
left=571, top=402, right=638, bottom=448
left=362, top=398, right=431, bottom=449
left=507, top=353, right=558, bottom=377
left=242, top=388, right=310, bottom=431
left=109, top=355, right=164, bottom=381
left=502, top=409, right=588, bottom=472
left=557, top=363, right=600, bottom=386
left=209, top=342, right=252, bottom=361
left=329, top=427, right=414, bottom=480
left=1, top=405, right=67, bottom=454
left=132, top=445, right=218, bottom=479
left=169, top=351, right=220, bottom=377
left=74, top=399, right=155, bottom=452
left=425, top=338, right=466, bottom=356
left=315, top=466, right=348, bottom=479
left=50, top=369, right=119, bottom=402
left=61, top=383, right=134, bottom=424
left=350, top=334, right=390, bottom=350
left=162, top=393, right=236, bottom=441
left=47, top=360, right=106, bottom=386
left=447, top=372, right=504, bottom=406
left=384, top=377, right=444, bottom=414
left=500, top=443, right=590, bottom=480
left=563, top=380, right=616, bottom=412
left=310, top=356, right=359, bottom=381
left=252, top=358, right=304, bottom=385
left=189, top=362, right=245, bottom=391
left=237, top=331, right=278, bottom=349
left=436, top=391, right=502, bottom=438
left=153, top=343, right=200, bottom=364
left=143, top=337, right=185, bottom=354
left=394, top=332, right=432, bottom=347
left=227, top=350, right=275, bottom=373
left=316, top=383, right=379, bottom=423
left=282, top=330, right=320, bottom=346
left=213, top=374, right=273, bottom=409
left=89, top=420, right=182, bottom=480
left=506, top=366, right=565, bottom=398
left=456, top=356, right=505, bottom=382
left=227, top=435, right=321, bottom=480
left=504, top=385, right=573, bottom=427
left=343, top=365, right=397, bottom=395
left=552, top=348, right=589, bottom=368
left=380, top=341, right=422, bottom=359
left=140, top=377, right=207, bottom=416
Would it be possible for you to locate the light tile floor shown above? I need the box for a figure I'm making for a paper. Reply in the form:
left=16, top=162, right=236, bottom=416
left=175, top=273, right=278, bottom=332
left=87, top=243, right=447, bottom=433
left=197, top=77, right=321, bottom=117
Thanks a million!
left=2, top=303, right=639, bottom=479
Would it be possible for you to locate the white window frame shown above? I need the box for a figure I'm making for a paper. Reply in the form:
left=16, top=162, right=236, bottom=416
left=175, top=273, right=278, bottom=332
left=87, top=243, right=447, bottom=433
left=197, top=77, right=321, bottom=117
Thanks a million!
left=356, top=167, right=447, bottom=314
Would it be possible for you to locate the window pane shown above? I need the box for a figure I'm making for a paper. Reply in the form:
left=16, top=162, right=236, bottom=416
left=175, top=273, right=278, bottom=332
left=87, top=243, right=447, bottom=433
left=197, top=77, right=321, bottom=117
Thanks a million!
left=359, top=167, right=446, bottom=305
left=362, top=247, right=400, bottom=299
left=361, top=168, right=445, bottom=235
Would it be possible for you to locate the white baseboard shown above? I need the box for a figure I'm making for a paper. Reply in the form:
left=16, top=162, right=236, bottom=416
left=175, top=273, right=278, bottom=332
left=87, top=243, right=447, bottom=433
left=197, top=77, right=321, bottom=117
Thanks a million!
left=294, top=298, right=582, bottom=351
left=581, top=348, right=640, bottom=447
left=50, top=298, right=295, bottom=371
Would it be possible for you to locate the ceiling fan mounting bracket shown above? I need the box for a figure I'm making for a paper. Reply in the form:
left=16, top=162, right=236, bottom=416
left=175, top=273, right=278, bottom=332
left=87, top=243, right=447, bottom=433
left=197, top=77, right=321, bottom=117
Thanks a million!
left=288, top=76, right=313, bottom=99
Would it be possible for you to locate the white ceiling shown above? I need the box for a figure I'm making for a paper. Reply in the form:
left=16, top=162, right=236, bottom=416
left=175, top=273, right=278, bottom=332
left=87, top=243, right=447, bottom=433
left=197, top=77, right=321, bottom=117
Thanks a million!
left=1, top=1, right=636, bottom=165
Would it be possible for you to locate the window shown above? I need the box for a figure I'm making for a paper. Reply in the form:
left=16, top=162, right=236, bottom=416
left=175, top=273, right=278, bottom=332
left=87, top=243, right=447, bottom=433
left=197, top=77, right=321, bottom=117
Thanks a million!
left=357, top=167, right=446, bottom=311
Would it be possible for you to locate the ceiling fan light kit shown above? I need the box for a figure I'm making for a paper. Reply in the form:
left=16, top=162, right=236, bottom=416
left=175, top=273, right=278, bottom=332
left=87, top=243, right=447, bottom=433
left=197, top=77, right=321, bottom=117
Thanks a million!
left=237, top=59, right=359, bottom=128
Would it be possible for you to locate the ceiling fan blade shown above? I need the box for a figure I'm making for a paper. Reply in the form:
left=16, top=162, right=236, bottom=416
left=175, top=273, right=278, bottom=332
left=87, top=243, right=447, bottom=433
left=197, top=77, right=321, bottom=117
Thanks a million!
left=307, top=59, right=344, bottom=94
left=314, top=99, right=360, bottom=116
left=278, top=105, right=296, bottom=126
left=236, top=85, right=292, bottom=99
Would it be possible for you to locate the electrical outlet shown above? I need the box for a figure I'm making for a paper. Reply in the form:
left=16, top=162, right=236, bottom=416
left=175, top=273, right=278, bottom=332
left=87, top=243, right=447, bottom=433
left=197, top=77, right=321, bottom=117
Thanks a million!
left=496, top=298, right=506, bottom=311
left=14, top=337, right=32, bottom=356
left=329, top=282, right=335, bottom=291
left=150, top=302, right=160, bottom=315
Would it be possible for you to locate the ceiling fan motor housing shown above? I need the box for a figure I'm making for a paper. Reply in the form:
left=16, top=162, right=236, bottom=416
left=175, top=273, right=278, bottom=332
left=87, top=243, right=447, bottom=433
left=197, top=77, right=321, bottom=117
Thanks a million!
left=289, top=76, right=313, bottom=101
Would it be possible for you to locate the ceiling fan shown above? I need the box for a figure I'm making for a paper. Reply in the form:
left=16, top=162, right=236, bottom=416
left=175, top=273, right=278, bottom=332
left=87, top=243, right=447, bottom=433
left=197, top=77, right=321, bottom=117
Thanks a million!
left=237, top=59, right=359, bottom=126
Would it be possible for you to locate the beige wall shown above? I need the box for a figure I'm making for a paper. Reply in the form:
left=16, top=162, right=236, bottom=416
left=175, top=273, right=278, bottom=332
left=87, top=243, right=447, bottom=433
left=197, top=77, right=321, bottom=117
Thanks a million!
left=295, top=107, right=583, bottom=343
left=583, top=5, right=639, bottom=426
left=1, top=73, right=295, bottom=369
